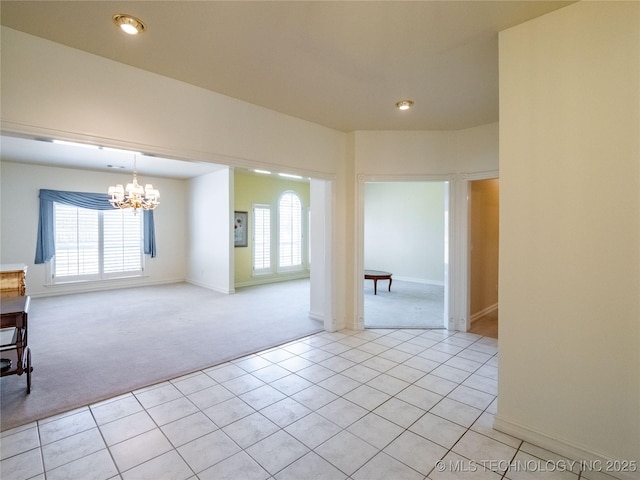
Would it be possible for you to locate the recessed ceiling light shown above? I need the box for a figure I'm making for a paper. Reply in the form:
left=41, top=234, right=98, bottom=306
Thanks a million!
left=279, top=173, right=303, bottom=179
left=395, top=100, right=414, bottom=111
left=113, top=14, right=146, bottom=35
left=254, top=169, right=272, bottom=175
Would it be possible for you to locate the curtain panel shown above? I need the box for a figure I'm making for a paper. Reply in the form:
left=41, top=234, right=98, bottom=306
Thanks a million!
left=34, top=189, right=156, bottom=264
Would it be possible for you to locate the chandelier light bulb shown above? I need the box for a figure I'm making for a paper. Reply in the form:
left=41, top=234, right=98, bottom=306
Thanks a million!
left=108, top=156, right=159, bottom=213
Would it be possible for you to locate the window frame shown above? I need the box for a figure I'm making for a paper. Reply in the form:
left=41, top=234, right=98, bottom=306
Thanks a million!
left=252, top=203, right=273, bottom=275
left=277, top=190, right=306, bottom=273
left=47, top=203, right=145, bottom=284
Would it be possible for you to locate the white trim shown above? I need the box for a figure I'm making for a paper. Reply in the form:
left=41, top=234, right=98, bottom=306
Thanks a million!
left=493, top=416, right=638, bottom=480
left=470, top=303, right=498, bottom=323
left=456, top=170, right=499, bottom=332
left=186, top=277, right=235, bottom=294
left=235, top=272, right=310, bottom=288
left=36, top=277, right=183, bottom=298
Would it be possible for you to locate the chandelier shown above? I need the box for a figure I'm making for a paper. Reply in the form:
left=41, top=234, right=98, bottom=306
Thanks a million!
left=108, top=157, right=159, bottom=213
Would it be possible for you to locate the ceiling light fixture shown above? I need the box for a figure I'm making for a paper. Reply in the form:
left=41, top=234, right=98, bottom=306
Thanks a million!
left=108, top=155, right=159, bottom=214
left=395, top=100, right=414, bottom=111
left=113, top=14, right=146, bottom=35
left=279, top=173, right=303, bottom=180
left=254, top=169, right=272, bottom=175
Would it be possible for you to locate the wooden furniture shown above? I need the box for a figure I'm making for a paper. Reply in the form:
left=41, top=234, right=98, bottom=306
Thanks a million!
left=364, top=270, right=393, bottom=295
left=1, top=295, right=32, bottom=393
left=0, top=264, right=28, bottom=298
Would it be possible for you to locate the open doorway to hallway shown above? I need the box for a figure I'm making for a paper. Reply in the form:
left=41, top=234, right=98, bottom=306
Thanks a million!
left=467, top=178, right=499, bottom=338
left=363, top=181, right=448, bottom=329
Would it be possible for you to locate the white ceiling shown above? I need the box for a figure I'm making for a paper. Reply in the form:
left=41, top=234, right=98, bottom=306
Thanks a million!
left=0, top=135, right=225, bottom=179
left=0, top=1, right=574, bottom=177
left=1, top=0, right=573, bottom=132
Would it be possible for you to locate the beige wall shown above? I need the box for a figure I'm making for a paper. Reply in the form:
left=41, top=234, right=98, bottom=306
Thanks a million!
left=233, top=171, right=310, bottom=286
left=498, top=0, right=639, bottom=468
left=469, top=179, right=499, bottom=317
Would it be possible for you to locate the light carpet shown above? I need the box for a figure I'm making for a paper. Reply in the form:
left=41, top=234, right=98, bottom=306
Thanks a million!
left=0, top=280, right=322, bottom=430
left=364, top=279, right=445, bottom=328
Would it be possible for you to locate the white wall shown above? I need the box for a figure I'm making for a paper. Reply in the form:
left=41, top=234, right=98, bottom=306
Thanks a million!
left=455, top=123, right=499, bottom=173
left=497, top=1, right=639, bottom=471
left=354, top=130, right=456, bottom=175
left=0, top=28, right=346, bottom=176
left=187, top=169, right=233, bottom=293
left=0, top=26, right=500, bottom=333
left=352, top=125, right=498, bottom=330
left=1, top=27, right=349, bottom=328
left=354, top=123, right=498, bottom=175
left=364, top=182, right=444, bottom=284
left=309, top=179, right=333, bottom=330
left=0, top=161, right=188, bottom=296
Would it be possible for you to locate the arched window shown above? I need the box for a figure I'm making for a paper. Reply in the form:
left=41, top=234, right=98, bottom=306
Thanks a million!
left=278, top=191, right=303, bottom=270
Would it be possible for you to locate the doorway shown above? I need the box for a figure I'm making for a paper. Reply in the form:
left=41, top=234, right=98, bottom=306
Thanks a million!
left=468, top=178, right=499, bottom=338
left=232, top=170, right=334, bottom=332
left=362, top=181, right=449, bottom=329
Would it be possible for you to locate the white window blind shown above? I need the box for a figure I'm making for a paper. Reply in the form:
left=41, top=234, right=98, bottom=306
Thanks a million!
left=279, top=192, right=302, bottom=269
left=103, top=209, right=142, bottom=274
left=53, top=203, right=142, bottom=282
left=54, top=204, right=99, bottom=278
left=253, top=205, right=271, bottom=272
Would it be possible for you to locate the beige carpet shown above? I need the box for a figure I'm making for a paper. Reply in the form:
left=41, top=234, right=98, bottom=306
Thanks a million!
left=0, top=280, right=322, bottom=431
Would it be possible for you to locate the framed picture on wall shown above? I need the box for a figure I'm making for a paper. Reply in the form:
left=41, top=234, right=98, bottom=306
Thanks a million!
left=234, top=211, right=248, bottom=247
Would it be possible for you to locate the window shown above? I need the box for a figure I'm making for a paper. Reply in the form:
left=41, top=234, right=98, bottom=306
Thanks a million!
left=52, top=203, right=143, bottom=282
left=253, top=205, right=271, bottom=273
left=278, top=191, right=303, bottom=270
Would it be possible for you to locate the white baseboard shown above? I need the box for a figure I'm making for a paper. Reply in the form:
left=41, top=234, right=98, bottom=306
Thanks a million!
left=470, top=303, right=498, bottom=323
left=493, top=415, right=637, bottom=480
left=234, top=273, right=310, bottom=289
left=185, top=278, right=234, bottom=294
left=33, top=277, right=186, bottom=298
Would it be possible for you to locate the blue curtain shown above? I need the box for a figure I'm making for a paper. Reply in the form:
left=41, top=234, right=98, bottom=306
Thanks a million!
left=35, top=189, right=156, bottom=264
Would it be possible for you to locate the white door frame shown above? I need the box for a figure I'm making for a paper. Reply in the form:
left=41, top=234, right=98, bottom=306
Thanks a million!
left=454, top=171, right=499, bottom=332
left=355, top=174, right=453, bottom=330
left=309, top=178, right=335, bottom=331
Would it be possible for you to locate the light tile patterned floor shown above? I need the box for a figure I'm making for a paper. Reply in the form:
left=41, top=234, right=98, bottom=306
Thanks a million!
left=0, top=328, right=616, bottom=479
